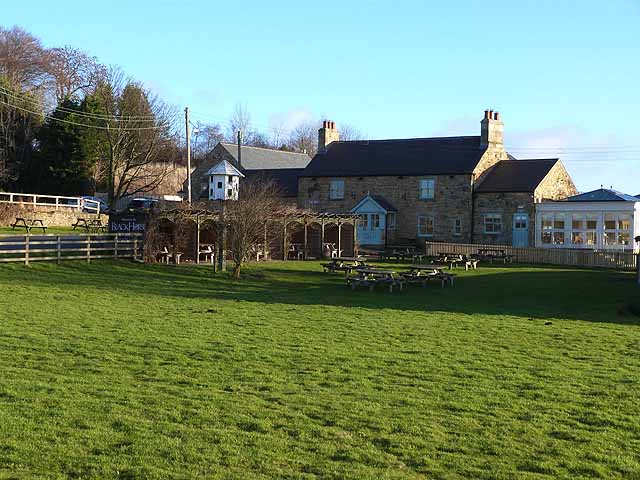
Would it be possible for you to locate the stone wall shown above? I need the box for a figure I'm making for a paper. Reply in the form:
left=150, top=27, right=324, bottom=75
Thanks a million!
left=472, top=192, right=535, bottom=245
left=0, top=204, right=100, bottom=227
left=299, top=174, right=475, bottom=243
left=534, top=161, right=577, bottom=201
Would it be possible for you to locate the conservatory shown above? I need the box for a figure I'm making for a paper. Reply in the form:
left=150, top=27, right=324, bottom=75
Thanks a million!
left=535, top=189, right=640, bottom=252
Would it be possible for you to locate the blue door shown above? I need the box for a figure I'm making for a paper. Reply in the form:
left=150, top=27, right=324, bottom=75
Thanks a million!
left=513, top=213, right=529, bottom=247
left=357, top=213, right=385, bottom=245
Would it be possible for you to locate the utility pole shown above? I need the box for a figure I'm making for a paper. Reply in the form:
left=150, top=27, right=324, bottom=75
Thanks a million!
left=237, top=130, right=242, bottom=168
left=185, top=107, right=192, bottom=204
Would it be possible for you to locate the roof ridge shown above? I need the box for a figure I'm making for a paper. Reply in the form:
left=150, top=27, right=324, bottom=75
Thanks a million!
left=221, top=142, right=310, bottom=156
left=505, top=158, right=559, bottom=162
left=337, top=135, right=480, bottom=144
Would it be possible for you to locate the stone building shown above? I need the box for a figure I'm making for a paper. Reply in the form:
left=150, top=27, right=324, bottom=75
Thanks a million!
left=298, top=112, right=577, bottom=247
left=188, top=142, right=311, bottom=203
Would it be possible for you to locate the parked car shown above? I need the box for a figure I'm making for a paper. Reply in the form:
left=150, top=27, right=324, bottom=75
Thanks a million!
left=81, top=196, right=109, bottom=214
left=126, top=197, right=159, bottom=214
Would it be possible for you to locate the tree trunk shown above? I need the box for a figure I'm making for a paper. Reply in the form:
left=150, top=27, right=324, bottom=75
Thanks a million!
left=233, top=263, right=241, bottom=280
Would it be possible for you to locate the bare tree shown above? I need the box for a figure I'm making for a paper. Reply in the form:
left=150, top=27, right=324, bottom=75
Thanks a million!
left=94, top=68, right=179, bottom=207
left=224, top=176, right=292, bottom=279
left=45, top=46, right=105, bottom=102
left=0, top=78, right=41, bottom=187
left=288, top=120, right=318, bottom=155
left=338, top=123, right=364, bottom=141
left=192, top=121, right=224, bottom=161
left=0, top=26, right=48, bottom=91
left=227, top=102, right=252, bottom=141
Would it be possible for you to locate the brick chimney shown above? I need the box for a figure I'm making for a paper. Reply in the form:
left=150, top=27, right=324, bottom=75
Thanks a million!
left=480, top=109, right=504, bottom=149
left=318, top=120, right=339, bottom=152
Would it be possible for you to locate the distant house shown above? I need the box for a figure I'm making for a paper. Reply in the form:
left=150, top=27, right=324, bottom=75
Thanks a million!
left=298, top=112, right=577, bottom=247
left=189, top=143, right=311, bottom=202
left=535, top=188, right=640, bottom=251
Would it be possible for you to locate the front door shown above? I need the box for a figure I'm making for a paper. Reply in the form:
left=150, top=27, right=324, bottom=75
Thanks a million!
left=513, top=213, right=529, bottom=247
left=357, top=213, right=385, bottom=245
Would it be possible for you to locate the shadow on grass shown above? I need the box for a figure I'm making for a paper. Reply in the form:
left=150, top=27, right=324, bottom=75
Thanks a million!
left=1, top=260, right=639, bottom=325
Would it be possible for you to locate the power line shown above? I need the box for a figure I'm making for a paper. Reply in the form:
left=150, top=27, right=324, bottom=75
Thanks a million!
left=0, top=98, right=169, bottom=131
left=0, top=85, right=158, bottom=122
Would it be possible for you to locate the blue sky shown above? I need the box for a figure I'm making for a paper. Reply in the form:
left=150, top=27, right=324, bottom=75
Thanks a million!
left=4, top=0, right=640, bottom=193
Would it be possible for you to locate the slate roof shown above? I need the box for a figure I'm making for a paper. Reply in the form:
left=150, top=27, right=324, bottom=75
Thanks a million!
left=243, top=168, right=304, bottom=198
left=565, top=188, right=639, bottom=202
left=370, top=195, right=397, bottom=212
left=300, top=136, right=487, bottom=177
left=220, top=143, right=311, bottom=170
left=474, top=159, right=558, bottom=193
left=205, top=159, right=244, bottom=177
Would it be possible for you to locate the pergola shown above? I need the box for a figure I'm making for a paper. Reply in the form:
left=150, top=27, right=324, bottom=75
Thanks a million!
left=155, top=208, right=360, bottom=270
left=282, top=212, right=359, bottom=260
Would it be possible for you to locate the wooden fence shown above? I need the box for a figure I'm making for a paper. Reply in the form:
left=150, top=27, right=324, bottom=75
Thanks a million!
left=425, top=241, right=638, bottom=271
left=0, top=233, right=143, bottom=265
left=0, top=191, right=100, bottom=213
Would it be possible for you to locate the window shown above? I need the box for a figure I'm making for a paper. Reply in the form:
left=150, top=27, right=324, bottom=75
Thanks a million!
left=360, top=214, right=369, bottom=230
left=227, top=188, right=233, bottom=197
left=387, top=212, right=396, bottom=230
left=371, top=213, right=381, bottom=229
left=329, top=179, right=344, bottom=200
left=571, top=213, right=597, bottom=246
left=604, top=213, right=632, bottom=247
left=484, top=214, right=502, bottom=234
left=419, top=178, right=435, bottom=200
left=217, top=181, right=223, bottom=189
left=418, top=215, right=434, bottom=237
left=453, top=218, right=462, bottom=236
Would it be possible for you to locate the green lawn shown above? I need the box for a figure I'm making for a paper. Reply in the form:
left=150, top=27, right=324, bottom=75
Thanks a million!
left=0, top=226, right=76, bottom=236
left=0, top=260, right=639, bottom=479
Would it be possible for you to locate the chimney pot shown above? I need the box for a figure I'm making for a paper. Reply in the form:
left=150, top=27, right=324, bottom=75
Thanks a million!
left=494, top=111, right=500, bottom=121
left=484, top=109, right=490, bottom=119
left=488, top=110, right=493, bottom=119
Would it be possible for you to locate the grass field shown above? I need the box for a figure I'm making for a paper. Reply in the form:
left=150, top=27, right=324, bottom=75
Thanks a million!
left=1, top=260, right=639, bottom=479
left=0, top=226, right=76, bottom=236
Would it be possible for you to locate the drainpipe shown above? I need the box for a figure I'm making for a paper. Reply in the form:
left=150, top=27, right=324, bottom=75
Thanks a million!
left=635, top=235, right=640, bottom=285
left=469, top=174, right=475, bottom=243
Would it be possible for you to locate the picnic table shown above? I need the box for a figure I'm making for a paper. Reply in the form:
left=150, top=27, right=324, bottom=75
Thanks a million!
left=72, top=217, right=107, bottom=233
left=322, top=257, right=368, bottom=276
left=434, top=253, right=479, bottom=270
left=402, top=265, right=456, bottom=287
left=346, top=268, right=405, bottom=293
left=476, top=248, right=514, bottom=264
left=381, top=245, right=416, bottom=261
left=198, top=244, right=215, bottom=264
left=10, top=217, right=47, bottom=233
left=157, top=246, right=183, bottom=265
left=288, top=243, right=304, bottom=260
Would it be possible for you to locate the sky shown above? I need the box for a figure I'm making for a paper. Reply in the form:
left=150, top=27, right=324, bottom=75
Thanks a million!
left=3, top=0, right=640, bottom=193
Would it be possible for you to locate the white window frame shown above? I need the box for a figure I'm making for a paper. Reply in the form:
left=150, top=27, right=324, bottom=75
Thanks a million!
left=417, top=215, right=434, bottom=237
left=484, top=214, right=502, bottom=235
left=387, top=212, right=397, bottom=230
left=453, top=218, right=462, bottom=237
left=419, top=178, right=436, bottom=200
left=329, top=178, right=345, bottom=200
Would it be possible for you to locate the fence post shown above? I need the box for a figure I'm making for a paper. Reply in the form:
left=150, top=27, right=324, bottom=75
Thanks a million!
left=57, top=236, right=61, bottom=264
left=24, top=235, right=29, bottom=266
left=133, top=236, right=138, bottom=260
left=114, top=234, right=119, bottom=260
left=86, top=235, right=91, bottom=264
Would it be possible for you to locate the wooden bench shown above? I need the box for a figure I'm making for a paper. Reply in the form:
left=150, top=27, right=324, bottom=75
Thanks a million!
left=402, top=265, right=456, bottom=288
left=157, top=246, right=183, bottom=265
left=198, top=245, right=215, bottom=264
left=346, top=268, right=405, bottom=293
left=72, top=218, right=107, bottom=233
left=11, top=217, right=47, bottom=233
left=476, top=248, right=514, bottom=264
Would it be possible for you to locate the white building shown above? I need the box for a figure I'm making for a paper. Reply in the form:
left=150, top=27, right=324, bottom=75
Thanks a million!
left=535, top=189, right=640, bottom=252
left=206, top=160, right=244, bottom=201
